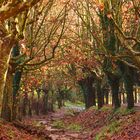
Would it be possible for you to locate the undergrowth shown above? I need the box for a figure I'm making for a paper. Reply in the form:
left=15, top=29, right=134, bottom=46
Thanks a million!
left=95, top=108, right=135, bottom=140
left=95, top=120, right=121, bottom=140
left=52, top=120, right=82, bottom=131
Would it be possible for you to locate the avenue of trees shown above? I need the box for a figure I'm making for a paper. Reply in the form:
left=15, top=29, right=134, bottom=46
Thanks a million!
left=0, top=0, right=140, bottom=121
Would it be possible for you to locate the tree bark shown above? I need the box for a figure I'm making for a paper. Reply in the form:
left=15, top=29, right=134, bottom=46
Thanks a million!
left=28, top=99, right=32, bottom=117
left=22, top=92, right=28, bottom=116
left=42, top=92, right=48, bottom=114
left=108, top=74, right=120, bottom=109
left=134, top=87, right=137, bottom=103
left=0, top=0, right=41, bottom=22
left=35, top=89, right=40, bottom=115
left=78, top=76, right=96, bottom=109
left=122, top=91, right=126, bottom=104
left=0, top=37, right=14, bottom=110
left=96, top=79, right=103, bottom=109
left=119, top=62, right=134, bottom=109
left=12, top=43, right=22, bottom=120
left=12, top=71, right=22, bottom=120
left=104, top=89, right=109, bottom=104
left=1, top=68, right=13, bottom=121
left=124, top=71, right=134, bottom=109
left=57, top=89, right=63, bottom=109
left=86, top=77, right=96, bottom=108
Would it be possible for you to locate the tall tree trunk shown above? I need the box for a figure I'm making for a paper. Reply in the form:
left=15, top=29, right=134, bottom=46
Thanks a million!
left=100, top=0, right=122, bottom=109
left=1, top=42, right=21, bottom=121
left=0, top=37, right=14, bottom=110
left=12, top=71, right=22, bottom=120
left=12, top=43, right=22, bottom=120
left=1, top=68, right=13, bottom=121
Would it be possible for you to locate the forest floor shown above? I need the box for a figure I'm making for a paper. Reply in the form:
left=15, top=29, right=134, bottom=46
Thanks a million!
left=0, top=119, right=38, bottom=140
left=0, top=104, right=140, bottom=140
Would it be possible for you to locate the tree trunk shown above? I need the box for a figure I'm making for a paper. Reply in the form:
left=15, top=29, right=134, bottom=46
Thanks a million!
left=0, top=37, right=14, bottom=110
left=92, top=86, right=96, bottom=106
left=134, top=87, right=137, bottom=103
left=119, top=93, right=121, bottom=104
left=12, top=43, right=22, bottom=120
left=28, top=99, right=32, bottom=117
left=42, top=92, right=48, bottom=114
left=12, top=71, right=22, bottom=120
left=22, top=92, right=28, bottom=116
left=36, top=89, right=40, bottom=115
left=86, top=91, right=95, bottom=108
left=111, top=82, right=120, bottom=109
left=124, top=72, right=134, bottom=109
left=96, top=79, right=103, bottom=109
left=104, top=90, right=109, bottom=104
left=86, top=77, right=96, bottom=108
left=78, top=76, right=96, bottom=109
left=57, top=89, right=63, bottom=109
left=122, top=92, right=126, bottom=104
left=108, top=74, right=120, bottom=109
left=120, top=62, right=134, bottom=109
left=1, top=68, right=13, bottom=121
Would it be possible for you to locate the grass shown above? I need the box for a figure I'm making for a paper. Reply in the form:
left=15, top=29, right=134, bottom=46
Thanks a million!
left=52, top=120, right=65, bottom=129
left=89, top=106, right=98, bottom=110
left=95, top=120, right=121, bottom=140
left=52, top=120, right=82, bottom=131
left=100, top=106, right=112, bottom=111
left=114, top=108, right=135, bottom=115
left=67, top=123, right=82, bottom=131
left=65, top=101, right=85, bottom=108
left=107, top=107, right=135, bottom=121
left=65, top=109, right=76, bottom=116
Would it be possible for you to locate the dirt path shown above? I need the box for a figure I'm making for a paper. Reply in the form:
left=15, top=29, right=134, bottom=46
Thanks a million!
left=22, top=108, right=88, bottom=140
left=19, top=105, right=140, bottom=140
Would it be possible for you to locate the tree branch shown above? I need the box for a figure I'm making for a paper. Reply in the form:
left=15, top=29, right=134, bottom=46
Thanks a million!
left=0, top=0, right=41, bottom=22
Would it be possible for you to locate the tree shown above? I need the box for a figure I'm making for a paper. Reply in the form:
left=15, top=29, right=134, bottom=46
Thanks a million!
left=0, top=0, right=69, bottom=120
left=0, top=0, right=41, bottom=111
